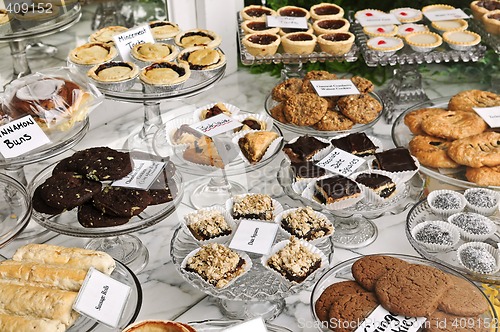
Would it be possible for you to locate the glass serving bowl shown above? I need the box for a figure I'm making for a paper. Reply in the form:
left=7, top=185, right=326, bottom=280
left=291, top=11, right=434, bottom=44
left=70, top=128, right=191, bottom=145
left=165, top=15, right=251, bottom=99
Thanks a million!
left=406, top=198, right=500, bottom=284
left=310, top=253, right=499, bottom=332
left=187, top=319, right=293, bottom=331
left=391, top=96, right=500, bottom=191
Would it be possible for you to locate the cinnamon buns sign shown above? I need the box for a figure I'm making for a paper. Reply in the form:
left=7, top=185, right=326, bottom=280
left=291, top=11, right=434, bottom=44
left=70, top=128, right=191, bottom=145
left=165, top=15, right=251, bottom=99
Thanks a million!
left=0, top=115, right=50, bottom=158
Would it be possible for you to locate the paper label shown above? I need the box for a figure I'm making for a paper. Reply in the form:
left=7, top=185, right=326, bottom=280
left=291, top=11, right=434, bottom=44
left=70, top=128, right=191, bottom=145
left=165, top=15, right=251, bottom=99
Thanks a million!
left=223, top=317, right=268, bottom=331
left=424, top=9, right=469, bottom=21
left=316, top=148, right=365, bottom=176
left=113, top=25, right=155, bottom=61
left=354, top=305, right=426, bottom=332
left=229, top=220, right=278, bottom=255
left=474, top=106, right=500, bottom=128
left=357, top=13, right=401, bottom=26
left=266, top=15, right=308, bottom=29
left=112, top=159, right=165, bottom=190
left=311, top=79, right=360, bottom=97
left=190, top=114, right=242, bottom=137
left=212, top=136, right=240, bottom=165
left=0, top=115, right=50, bottom=158
left=73, top=268, right=131, bottom=328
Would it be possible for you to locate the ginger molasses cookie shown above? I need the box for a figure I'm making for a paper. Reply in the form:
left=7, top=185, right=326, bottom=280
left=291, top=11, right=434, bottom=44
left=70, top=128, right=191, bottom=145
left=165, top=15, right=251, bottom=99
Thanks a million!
left=438, top=274, right=489, bottom=317
left=409, top=135, right=460, bottom=169
left=271, top=78, right=303, bottom=102
left=351, top=255, right=409, bottom=291
left=425, top=310, right=488, bottom=332
left=338, top=94, right=383, bottom=124
left=284, top=93, right=328, bottom=126
left=448, top=132, right=500, bottom=168
left=93, top=186, right=152, bottom=217
left=313, top=110, right=354, bottom=131
left=77, top=203, right=130, bottom=228
left=404, top=107, right=449, bottom=135
left=420, top=111, right=488, bottom=140
left=70, top=147, right=133, bottom=181
left=466, top=166, right=500, bottom=186
left=327, top=292, right=379, bottom=332
left=315, top=280, right=368, bottom=322
left=448, top=89, right=500, bottom=113
left=375, top=264, right=451, bottom=317
left=269, top=102, right=289, bottom=123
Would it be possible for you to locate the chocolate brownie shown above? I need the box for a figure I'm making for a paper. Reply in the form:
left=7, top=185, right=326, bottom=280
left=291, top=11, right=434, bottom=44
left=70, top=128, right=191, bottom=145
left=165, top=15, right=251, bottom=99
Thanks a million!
left=438, top=274, right=489, bottom=317
left=71, top=147, right=133, bottom=181
left=351, top=255, right=410, bottom=291
left=283, top=135, right=330, bottom=163
left=330, top=133, right=378, bottom=156
left=315, top=280, right=368, bottom=322
left=39, top=172, right=101, bottom=210
left=77, top=203, right=130, bottom=228
left=32, top=186, right=65, bottom=215
left=92, top=186, right=152, bottom=217
left=327, top=292, right=378, bottom=332
left=373, top=147, right=418, bottom=172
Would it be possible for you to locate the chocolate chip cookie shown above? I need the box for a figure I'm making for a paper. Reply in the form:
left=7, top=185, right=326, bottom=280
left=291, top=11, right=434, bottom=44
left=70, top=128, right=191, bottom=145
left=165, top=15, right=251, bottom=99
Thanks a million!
left=32, top=186, right=65, bottom=215
left=284, top=93, right=328, bottom=126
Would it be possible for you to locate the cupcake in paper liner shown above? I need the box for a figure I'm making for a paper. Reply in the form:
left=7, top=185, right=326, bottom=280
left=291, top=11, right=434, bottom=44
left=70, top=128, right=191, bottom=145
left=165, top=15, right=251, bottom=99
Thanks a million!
left=411, top=220, right=460, bottom=252
left=457, top=242, right=500, bottom=275
left=183, top=206, right=236, bottom=245
left=302, top=175, right=364, bottom=211
left=282, top=135, right=332, bottom=164
left=261, top=237, right=328, bottom=285
left=369, top=147, right=420, bottom=183
left=193, top=102, right=240, bottom=121
left=182, top=243, right=252, bottom=289
left=448, top=212, right=496, bottom=242
left=232, top=130, right=283, bottom=166
left=232, top=113, right=274, bottom=135
left=226, top=193, right=283, bottom=222
left=275, top=207, right=334, bottom=246
left=464, top=188, right=500, bottom=216
left=427, top=190, right=466, bottom=218
left=165, top=117, right=199, bottom=147
left=349, top=170, right=402, bottom=204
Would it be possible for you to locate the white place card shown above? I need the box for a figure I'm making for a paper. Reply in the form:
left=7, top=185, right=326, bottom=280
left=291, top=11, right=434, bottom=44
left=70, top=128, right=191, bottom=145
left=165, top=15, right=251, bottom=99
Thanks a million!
left=424, top=9, right=469, bottom=22
left=316, top=148, right=365, bottom=176
left=73, top=268, right=131, bottom=328
left=112, top=159, right=165, bottom=190
left=0, top=115, right=50, bottom=158
left=229, top=220, right=278, bottom=255
left=113, top=25, right=155, bottom=61
left=311, top=79, right=360, bottom=97
left=190, top=113, right=243, bottom=137
left=266, top=15, right=308, bottom=29
left=357, top=13, right=401, bottom=27
left=355, top=305, right=426, bottom=332
left=223, top=317, right=268, bottom=332
left=474, top=106, right=500, bottom=128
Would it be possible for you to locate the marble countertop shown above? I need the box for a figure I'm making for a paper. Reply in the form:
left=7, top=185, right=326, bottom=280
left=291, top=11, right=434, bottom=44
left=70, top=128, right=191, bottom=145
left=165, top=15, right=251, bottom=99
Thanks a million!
left=0, top=4, right=494, bottom=332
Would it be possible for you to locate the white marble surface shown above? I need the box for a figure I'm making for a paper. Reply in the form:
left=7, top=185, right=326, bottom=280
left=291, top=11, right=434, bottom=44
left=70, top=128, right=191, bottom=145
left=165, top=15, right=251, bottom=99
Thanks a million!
left=0, top=4, right=494, bottom=332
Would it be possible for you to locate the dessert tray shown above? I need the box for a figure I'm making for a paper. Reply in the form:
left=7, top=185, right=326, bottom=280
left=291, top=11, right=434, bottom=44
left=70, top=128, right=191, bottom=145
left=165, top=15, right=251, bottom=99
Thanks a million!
left=406, top=198, right=500, bottom=284
left=187, top=319, right=292, bottom=331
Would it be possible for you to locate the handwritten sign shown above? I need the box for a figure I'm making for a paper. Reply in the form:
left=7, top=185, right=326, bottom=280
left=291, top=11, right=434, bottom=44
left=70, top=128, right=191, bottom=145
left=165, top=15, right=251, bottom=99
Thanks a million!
left=424, top=9, right=469, bottom=22
left=474, top=106, right=500, bottom=128
left=229, top=220, right=278, bottom=255
left=357, top=13, right=401, bottom=27
left=0, top=115, right=50, bottom=158
left=266, top=16, right=308, bottom=29
left=112, top=159, right=165, bottom=190
left=223, top=317, right=269, bottom=332
left=190, top=113, right=242, bottom=137
left=316, top=148, right=365, bottom=176
left=113, top=25, right=155, bottom=61
left=311, top=79, right=360, bottom=97
left=355, top=305, right=426, bottom=332
left=73, top=268, right=131, bottom=328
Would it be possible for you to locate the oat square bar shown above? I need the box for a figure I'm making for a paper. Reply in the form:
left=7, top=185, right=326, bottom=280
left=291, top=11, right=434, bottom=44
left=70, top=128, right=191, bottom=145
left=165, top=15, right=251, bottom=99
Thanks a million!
left=232, top=194, right=274, bottom=221
left=184, top=243, right=246, bottom=288
left=185, top=209, right=231, bottom=241
left=281, top=206, right=333, bottom=241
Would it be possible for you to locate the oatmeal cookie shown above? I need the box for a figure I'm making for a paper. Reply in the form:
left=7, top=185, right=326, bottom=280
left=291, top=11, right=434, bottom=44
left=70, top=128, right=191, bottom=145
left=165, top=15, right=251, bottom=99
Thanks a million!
left=313, top=110, right=354, bottom=131
left=284, top=93, right=328, bottom=126
left=448, top=89, right=500, bottom=113
left=271, top=78, right=303, bottom=102
left=338, top=94, right=382, bottom=124
left=269, top=102, right=288, bottom=123
left=409, top=135, right=460, bottom=169
left=466, top=166, right=500, bottom=186
left=351, top=76, right=374, bottom=93
left=448, top=132, right=500, bottom=168
left=404, top=108, right=449, bottom=135
left=300, top=70, right=338, bottom=93
left=420, top=111, right=488, bottom=140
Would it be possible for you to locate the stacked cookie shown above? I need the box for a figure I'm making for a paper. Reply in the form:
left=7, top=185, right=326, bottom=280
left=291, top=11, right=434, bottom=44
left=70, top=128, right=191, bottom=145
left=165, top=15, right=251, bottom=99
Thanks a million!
left=314, top=255, right=490, bottom=332
left=405, top=89, right=500, bottom=186
left=270, top=71, right=382, bottom=131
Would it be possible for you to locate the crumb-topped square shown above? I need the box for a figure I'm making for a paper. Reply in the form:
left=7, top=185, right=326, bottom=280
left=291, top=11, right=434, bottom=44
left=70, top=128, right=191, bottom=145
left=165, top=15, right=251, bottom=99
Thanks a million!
left=266, top=237, right=322, bottom=283
left=184, top=243, right=246, bottom=288
left=281, top=207, right=334, bottom=241
left=185, top=209, right=232, bottom=241
left=232, top=194, right=274, bottom=221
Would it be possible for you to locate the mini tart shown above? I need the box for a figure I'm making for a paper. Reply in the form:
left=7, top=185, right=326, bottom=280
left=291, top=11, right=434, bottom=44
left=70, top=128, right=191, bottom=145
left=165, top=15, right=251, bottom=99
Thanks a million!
left=405, top=31, right=443, bottom=52
left=396, top=23, right=428, bottom=37
left=317, top=32, right=355, bottom=55
left=140, top=61, right=191, bottom=86
left=69, top=42, right=117, bottom=65
left=482, top=10, right=500, bottom=35
left=88, top=61, right=139, bottom=82
left=278, top=6, right=311, bottom=20
left=354, top=9, right=386, bottom=21
left=431, top=19, right=468, bottom=33
left=148, top=20, right=180, bottom=40
left=310, top=3, right=344, bottom=20
left=279, top=23, right=313, bottom=36
left=178, top=46, right=226, bottom=71
left=241, top=20, right=279, bottom=35
left=175, top=29, right=221, bottom=49
left=390, top=7, right=423, bottom=23
left=443, top=30, right=481, bottom=50
left=363, top=25, right=397, bottom=37
left=281, top=32, right=317, bottom=54
left=312, top=18, right=350, bottom=35
left=242, top=33, right=280, bottom=56
left=89, top=26, right=128, bottom=44
left=131, top=42, right=178, bottom=64
left=421, top=4, right=456, bottom=13
left=470, top=0, right=500, bottom=20
left=366, top=36, right=404, bottom=54
left=240, top=5, right=277, bottom=21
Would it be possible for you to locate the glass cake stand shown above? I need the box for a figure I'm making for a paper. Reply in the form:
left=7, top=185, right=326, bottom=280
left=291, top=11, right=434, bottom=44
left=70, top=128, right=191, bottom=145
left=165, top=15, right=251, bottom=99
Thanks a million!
left=171, top=225, right=334, bottom=321
left=277, top=158, right=425, bottom=248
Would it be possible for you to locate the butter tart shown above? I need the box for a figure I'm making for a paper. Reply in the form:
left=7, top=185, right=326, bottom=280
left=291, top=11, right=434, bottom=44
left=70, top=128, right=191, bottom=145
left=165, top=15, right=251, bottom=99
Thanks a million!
left=421, top=4, right=456, bottom=13
left=88, top=61, right=139, bottom=92
left=69, top=42, right=117, bottom=66
left=366, top=36, right=404, bottom=54
left=443, top=30, right=481, bottom=50
left=240, top=5, right=277, bottom=21
left=178, top=46, right=226, bottom=74
left=89, top=26, right=128, bottom=44
left=396, top=23, right=428, bottom=37
left=140, top=61, right=191, bottom=92
left=242, top=33, right=280, bottom=56
left=482, top=10, right=500, bottom=35
left=174, top=29, right=221, bottom=49
left=405, top=31, right=443, bottom=52
left=431, top=19, right=468, bottom=33
left=131, top=42, right=178, bottom=66
left=312, top=18, right=350, bottom=35
left=363, top=25, right=397, bottom=37
left=279, top=23, right=314, bottom=36
left=238, top=131, right=279, bottom=164
left=310, top=3, right=344, bottom=20
left=317, top=32, right=355, bottom=55
left=281, top=32, right=317, bottom=54
left=241, top=20, right=279, bottom=35
left=470, top=0, right=500, bottom=20
left=278, top=5, right=311, bottom=20
left=148, top=20, right=180, bottom=40
left=390, top=8, right=423, bottom=23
